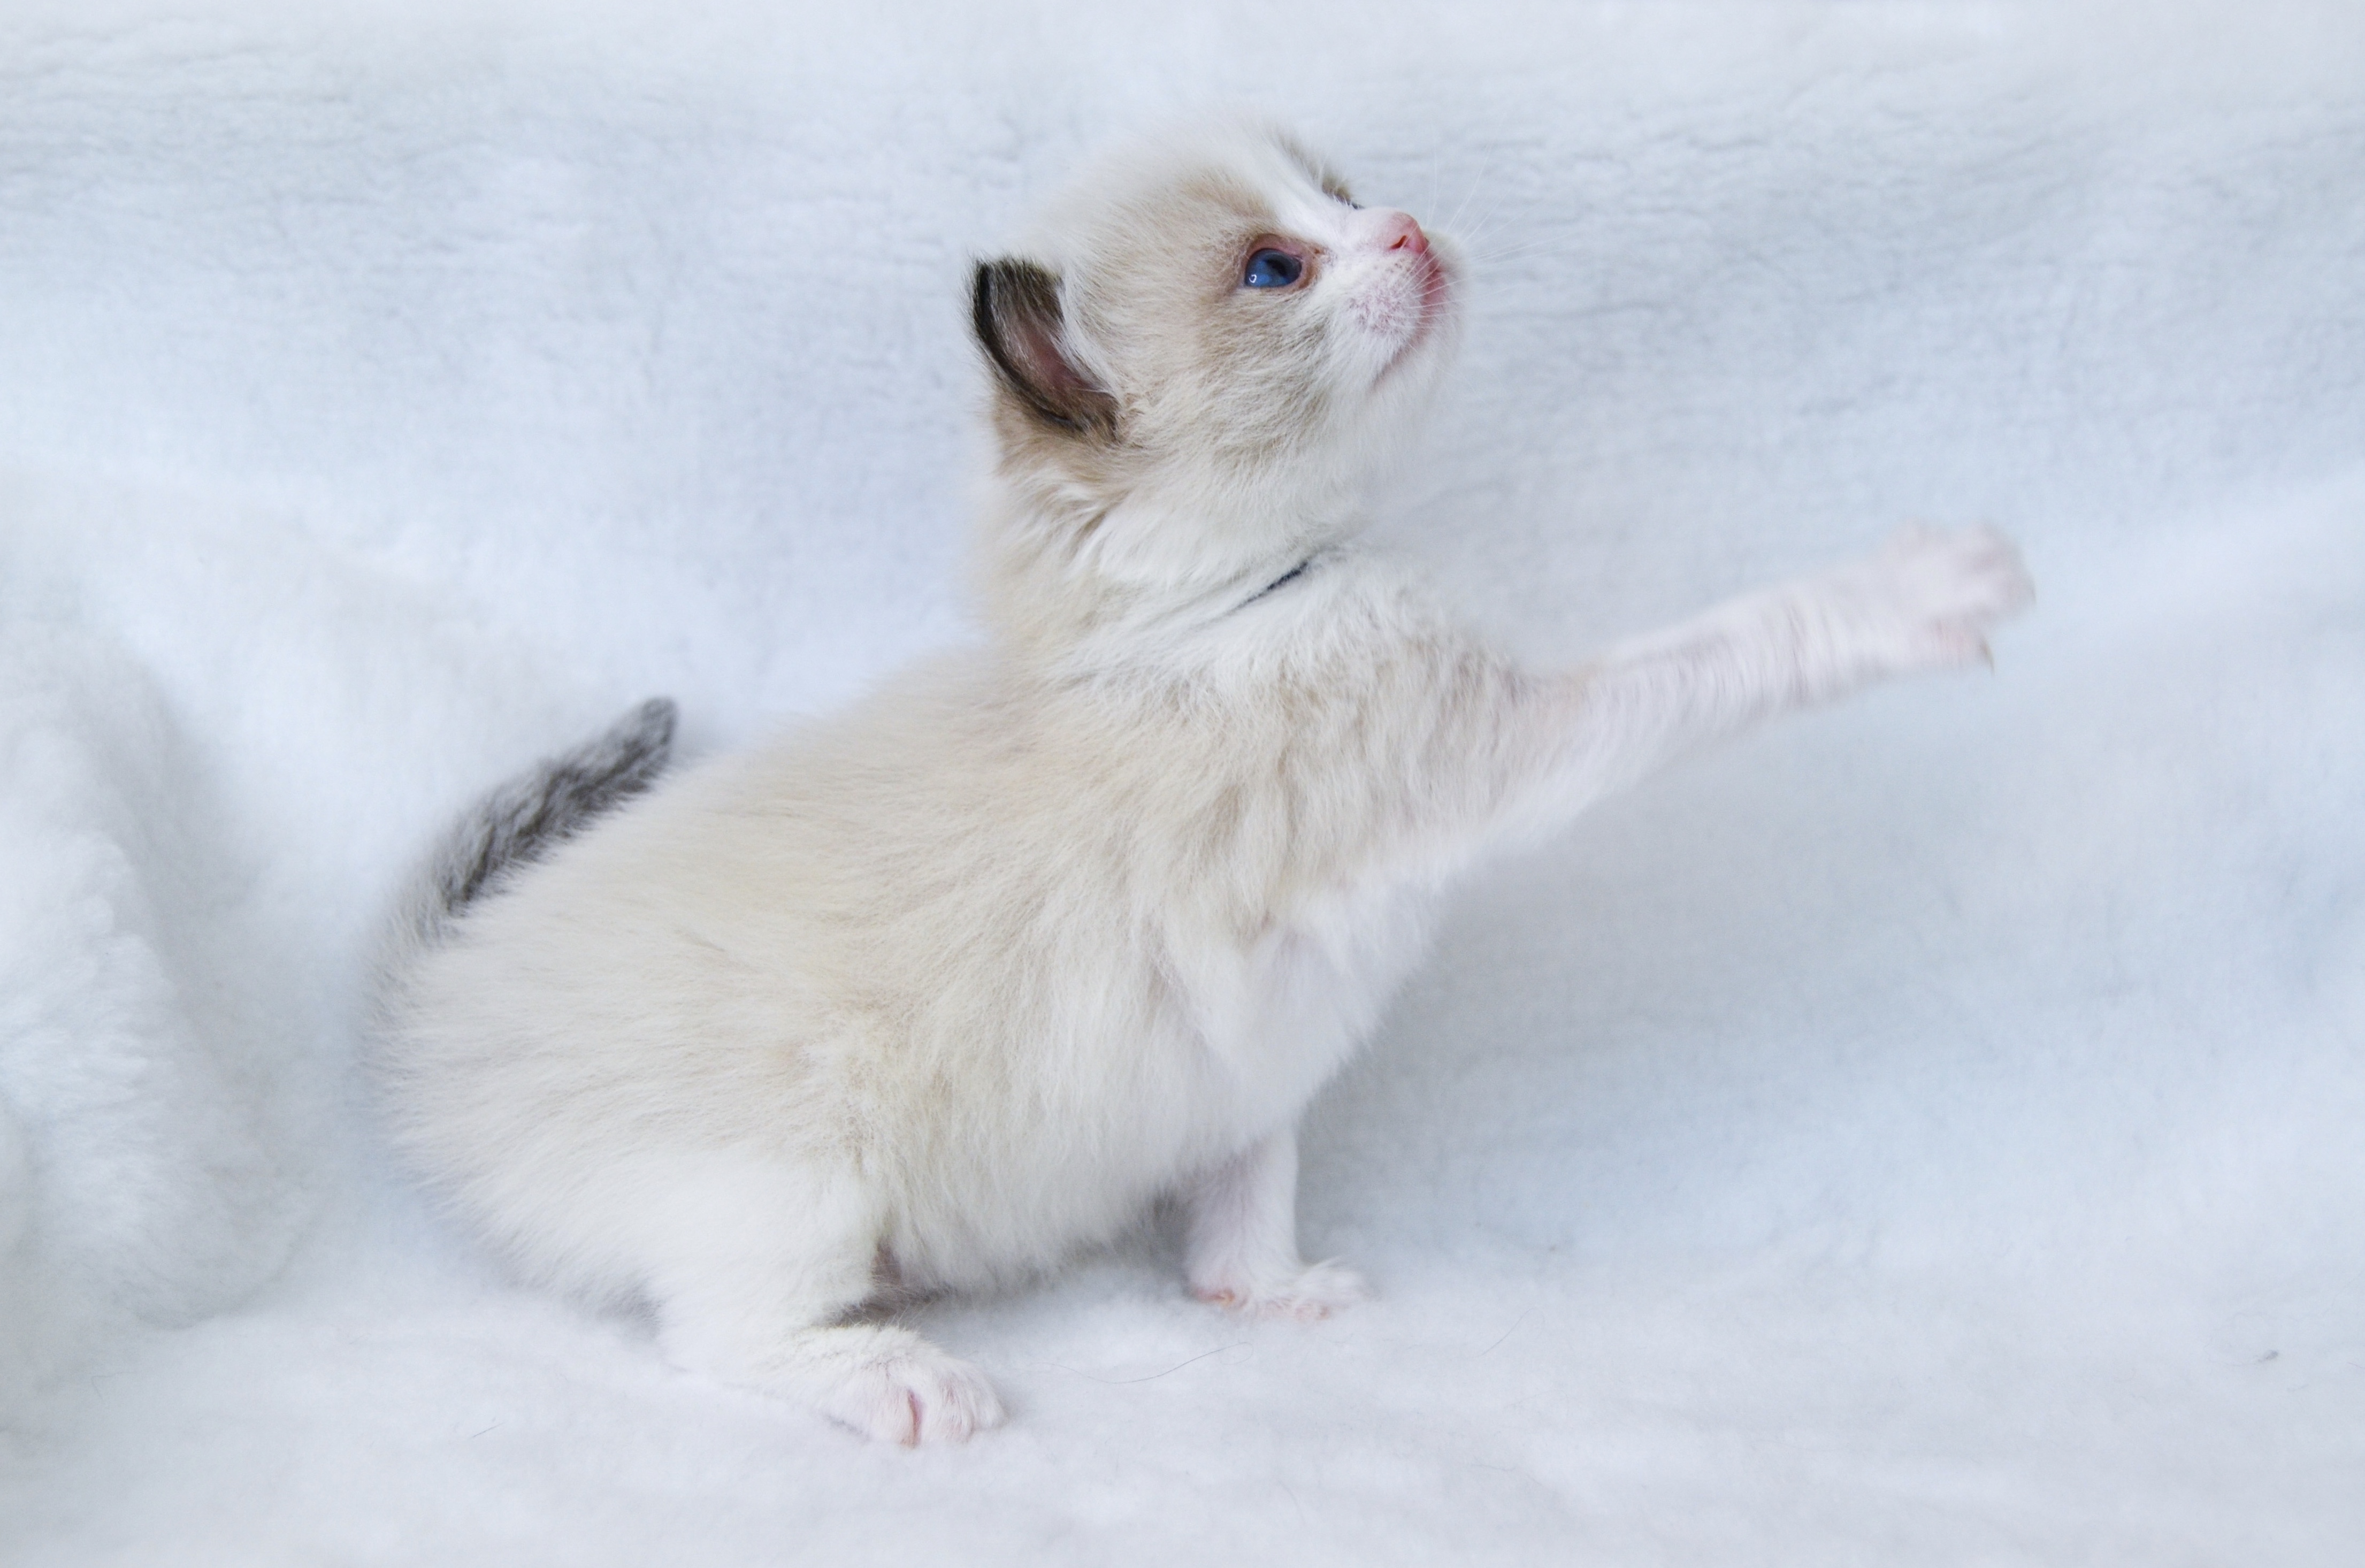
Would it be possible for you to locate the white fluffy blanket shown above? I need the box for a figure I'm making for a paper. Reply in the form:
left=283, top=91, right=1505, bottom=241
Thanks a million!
left=3, top=2, right=2359, bottom=1561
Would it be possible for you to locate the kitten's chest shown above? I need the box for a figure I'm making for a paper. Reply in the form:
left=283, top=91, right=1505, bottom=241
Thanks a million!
left=1182, top=870, right=1440, bottom=1120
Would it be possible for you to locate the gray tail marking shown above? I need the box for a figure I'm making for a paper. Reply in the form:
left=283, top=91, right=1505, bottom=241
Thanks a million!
left=432, top=696, right=678, bottom=919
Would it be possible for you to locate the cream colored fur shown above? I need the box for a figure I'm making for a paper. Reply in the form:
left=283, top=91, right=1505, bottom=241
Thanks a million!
left=373, top=124, right=2032, bottom=1445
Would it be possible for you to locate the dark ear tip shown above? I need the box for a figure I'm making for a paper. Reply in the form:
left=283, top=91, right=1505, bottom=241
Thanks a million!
left=972, top=256, right=1055, bottom=312
left=971, top=257, right=1032, bottom=348
left=970, top=257, right=998, bottom=343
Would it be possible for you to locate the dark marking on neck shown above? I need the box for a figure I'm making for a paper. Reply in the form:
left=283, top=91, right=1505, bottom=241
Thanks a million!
left=1238, top=555, right=1315, bottom=611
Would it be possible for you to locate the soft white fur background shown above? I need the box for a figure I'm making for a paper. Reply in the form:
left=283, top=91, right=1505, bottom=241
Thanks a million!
left=2, top=1, right=2360, bottom=1561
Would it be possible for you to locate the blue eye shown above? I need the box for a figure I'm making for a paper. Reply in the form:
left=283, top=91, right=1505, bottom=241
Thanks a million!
left=1243, top=248, right=1304, bottom=289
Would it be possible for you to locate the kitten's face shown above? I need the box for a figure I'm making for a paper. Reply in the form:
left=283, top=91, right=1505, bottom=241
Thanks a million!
left=976, top=127, right=1460, bottom=530
left=1052, top=131, right=1455, bottom=456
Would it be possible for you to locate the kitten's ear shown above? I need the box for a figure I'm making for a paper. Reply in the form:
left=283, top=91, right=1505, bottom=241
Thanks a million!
left=971, top=258, right=1119, bottom=439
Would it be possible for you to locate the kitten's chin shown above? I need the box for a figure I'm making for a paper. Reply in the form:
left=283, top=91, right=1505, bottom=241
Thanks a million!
left=1372, top=256, right=1456, bottom=390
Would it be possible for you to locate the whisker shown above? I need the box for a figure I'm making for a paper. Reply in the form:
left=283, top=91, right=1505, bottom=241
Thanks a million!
left=1455, top=209, right=1513, bottom=256
left=1443, top=164, right=1490, bottom=239
left=1462, top=238, right=1568, bottom=266
left=1452, top=236, right=1581, bottom=278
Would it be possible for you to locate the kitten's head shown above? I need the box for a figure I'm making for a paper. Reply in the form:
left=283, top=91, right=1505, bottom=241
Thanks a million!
left=969, top=124, right=1460, bottom=654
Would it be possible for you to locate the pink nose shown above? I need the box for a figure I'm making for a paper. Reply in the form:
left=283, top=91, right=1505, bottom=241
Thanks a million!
left=1375, top=210, right=1430, bottom=256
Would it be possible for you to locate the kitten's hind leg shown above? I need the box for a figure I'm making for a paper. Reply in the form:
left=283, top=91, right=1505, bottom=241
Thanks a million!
left=1185, top=1126, right=1367, bottom=1321
left=633, top=1155, right=1003, bottom=1445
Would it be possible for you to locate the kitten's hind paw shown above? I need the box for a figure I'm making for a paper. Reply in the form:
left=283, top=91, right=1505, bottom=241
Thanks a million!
left=1193, top=1259, right=1369, bottom=1322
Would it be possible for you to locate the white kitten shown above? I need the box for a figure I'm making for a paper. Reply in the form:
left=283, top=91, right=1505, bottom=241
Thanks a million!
left=372, top=124, right=2032, bottom=1445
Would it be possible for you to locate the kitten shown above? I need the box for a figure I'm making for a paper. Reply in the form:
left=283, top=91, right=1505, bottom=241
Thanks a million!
left=372, top=124, right=2032, bottom=1445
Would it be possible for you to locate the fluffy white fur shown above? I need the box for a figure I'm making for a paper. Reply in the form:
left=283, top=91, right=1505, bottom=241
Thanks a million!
left=373, top=124, right=2032, bottom=1445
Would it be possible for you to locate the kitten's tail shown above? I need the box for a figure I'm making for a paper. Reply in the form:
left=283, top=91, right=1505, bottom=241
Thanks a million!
left=387, top=696, right=679, bottom=961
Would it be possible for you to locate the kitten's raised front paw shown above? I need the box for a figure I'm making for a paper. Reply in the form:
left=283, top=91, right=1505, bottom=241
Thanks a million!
left=819, top=1344, right=1006, bottom=1447
left=1192, top=1259, right=1369, bottom=1322
left=1857, top=523, right=2035, bottom=671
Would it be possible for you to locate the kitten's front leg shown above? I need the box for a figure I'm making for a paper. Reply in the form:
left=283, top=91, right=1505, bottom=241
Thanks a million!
left=1185, top=1126, right=1367, bottom=1321
left=1551, top=525, right=2033, bottom=806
